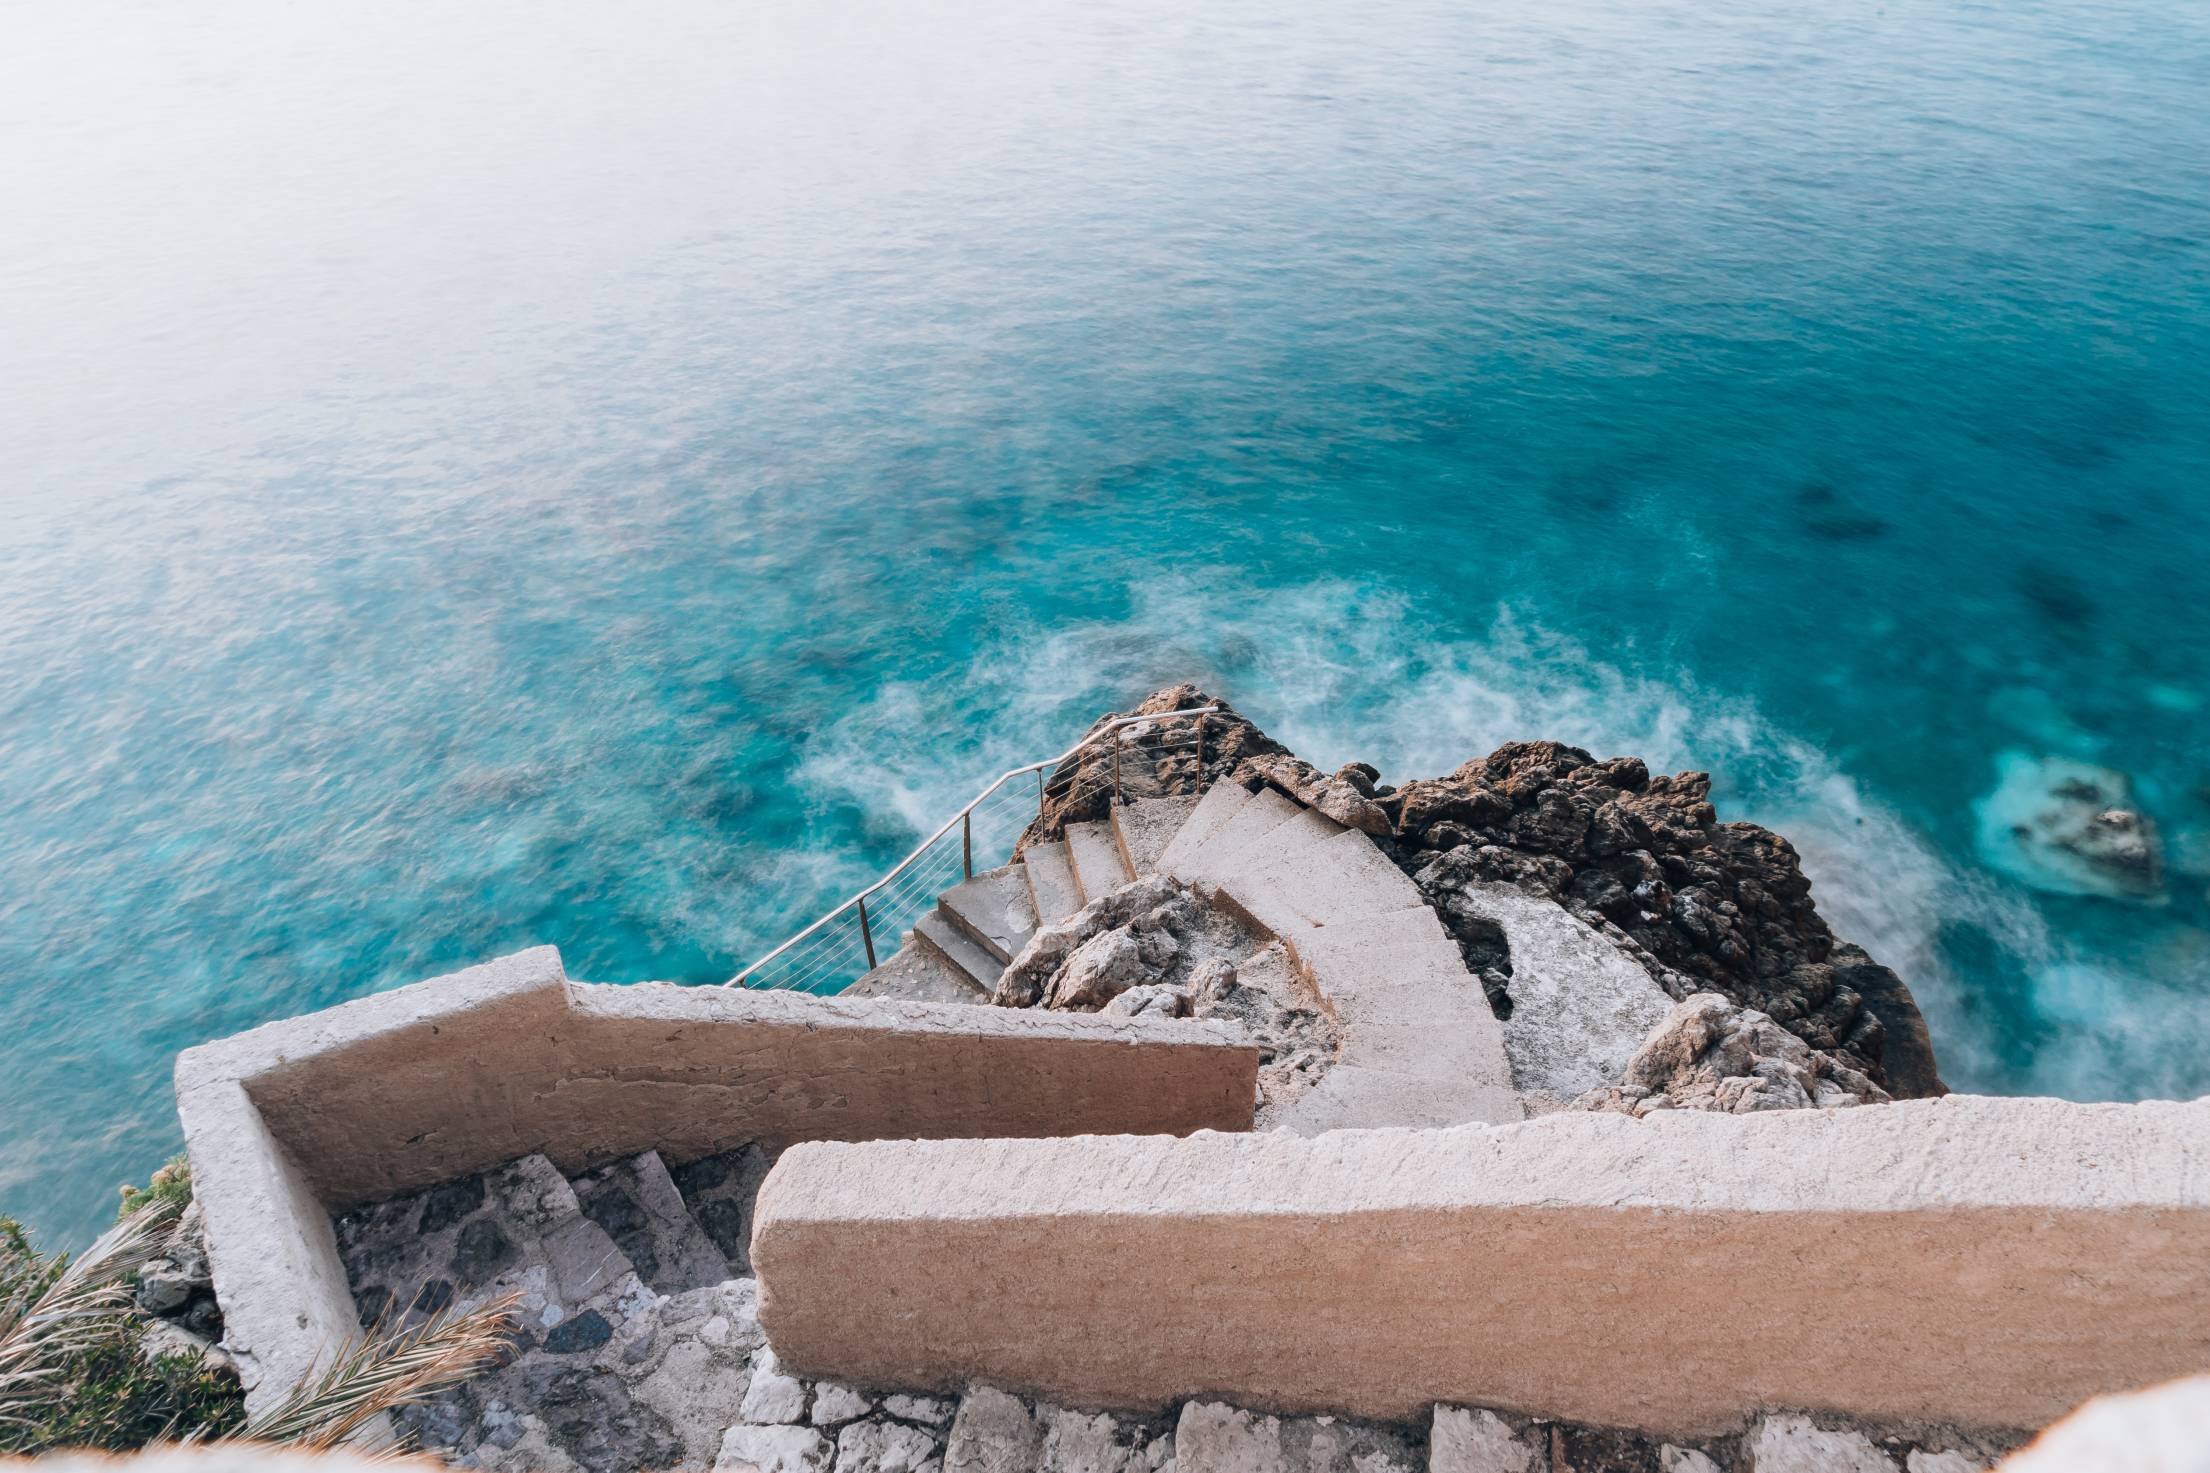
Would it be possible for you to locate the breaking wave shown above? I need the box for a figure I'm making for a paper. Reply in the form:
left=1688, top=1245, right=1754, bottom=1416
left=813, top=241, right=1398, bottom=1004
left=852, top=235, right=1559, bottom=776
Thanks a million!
left=801, top=577, right=2210, bottom=1101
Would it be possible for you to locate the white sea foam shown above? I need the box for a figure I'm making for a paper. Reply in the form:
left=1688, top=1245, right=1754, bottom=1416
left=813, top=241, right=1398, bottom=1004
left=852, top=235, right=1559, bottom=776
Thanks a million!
left=784, top=576, right=2210, bottom=1100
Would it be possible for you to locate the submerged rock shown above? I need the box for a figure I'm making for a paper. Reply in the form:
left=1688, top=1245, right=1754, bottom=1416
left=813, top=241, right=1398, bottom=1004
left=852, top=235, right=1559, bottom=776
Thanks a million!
left=1973, top=752, right=2164, bottom=901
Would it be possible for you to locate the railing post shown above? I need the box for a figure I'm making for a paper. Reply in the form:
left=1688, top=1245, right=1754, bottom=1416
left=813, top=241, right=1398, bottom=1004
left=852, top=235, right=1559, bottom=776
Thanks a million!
left=962, top=810, right=973, bottom=879
left=857, top=895, right=877, bottom=970
left=1111, top=736, right=1123, bottom=805
left=1196, top=714, right=1207, bottom=792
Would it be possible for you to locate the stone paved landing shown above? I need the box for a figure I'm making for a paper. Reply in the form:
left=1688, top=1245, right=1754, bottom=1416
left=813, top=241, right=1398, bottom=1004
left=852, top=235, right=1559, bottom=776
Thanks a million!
left=335, top=1146, right=783, bottom=1472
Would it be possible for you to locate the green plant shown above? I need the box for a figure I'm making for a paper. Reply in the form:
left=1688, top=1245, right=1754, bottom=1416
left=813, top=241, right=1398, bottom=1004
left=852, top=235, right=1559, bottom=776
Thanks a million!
left=3, top=1171, right=519, bottom=1457
left=0, top=1196, right=242, bottom=1453
left=236, top=1292, right=523, bottom=1450
left=116, top=1157, right=193, bottom=1223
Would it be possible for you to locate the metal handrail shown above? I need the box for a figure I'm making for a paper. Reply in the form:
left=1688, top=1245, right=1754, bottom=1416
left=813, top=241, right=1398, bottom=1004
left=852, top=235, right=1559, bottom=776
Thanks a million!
left=726, top=706, right=1220, bottom=986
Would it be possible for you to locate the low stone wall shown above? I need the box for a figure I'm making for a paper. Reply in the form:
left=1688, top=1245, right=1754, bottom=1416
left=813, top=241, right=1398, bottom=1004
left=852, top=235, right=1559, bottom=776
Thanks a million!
left=174, top=947, right=1257, bottom=1411
left=751, top=1094, right=2210, bottom=1440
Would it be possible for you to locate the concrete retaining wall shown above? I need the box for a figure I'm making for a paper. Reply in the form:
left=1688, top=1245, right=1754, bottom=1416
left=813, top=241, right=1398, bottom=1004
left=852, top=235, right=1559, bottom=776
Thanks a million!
left=175, top=946, right=1257, bottom=1409
left=750, top=1094, right=2210, bottom=1439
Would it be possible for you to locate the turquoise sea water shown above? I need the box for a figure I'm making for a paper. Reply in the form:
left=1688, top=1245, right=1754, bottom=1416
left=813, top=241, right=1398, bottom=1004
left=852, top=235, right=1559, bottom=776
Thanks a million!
left=5, top=0, right=2209, bottom=1244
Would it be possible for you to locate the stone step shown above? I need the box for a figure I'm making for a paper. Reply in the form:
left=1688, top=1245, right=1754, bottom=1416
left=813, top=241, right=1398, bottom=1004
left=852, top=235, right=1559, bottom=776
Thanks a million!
left=1274, top=1061, right=1523, bottom=1134
left=1154, top=781, right=1253, bottom=875
left=1202, top=808, right=1352, bottom=887
left=1176, top=785, right=1307, bottom=880
left=1021, top=840, right=1084, bottom=926
left=937, top=863, right=1038, bottom=964
left=1188, top=805, right=1345, bottom=891
left=1112, top=794, right=1199, bottom=877
left=914, top=909, right=1002, bottom=991
left=846, top=940, right=987, bottom=1004
left=1222, top=828, right=1426, bottom=937
left=668, top=1144, right=778, bottom=1276
left=570, top=1150, right=735, bottom=1294
left=333, top=1152, right=640, bottom=1335
left=1287, top=903, right=1451, bottom=952
left=1064, top=819, right=1132, bottom=905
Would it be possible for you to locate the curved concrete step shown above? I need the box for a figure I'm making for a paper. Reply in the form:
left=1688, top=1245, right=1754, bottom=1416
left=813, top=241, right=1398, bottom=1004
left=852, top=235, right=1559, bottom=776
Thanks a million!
left=938, top=864, right=1037, bottom=964
left=1177, top=785, right=1305, bottom=878
left=847, top=940, right=986, bottom=1003
left=571, top=1149, right=733, bottom=1293
left=1182, top=804, right=1345, bottom=892
left=1113, top=794, right=1198, bottom=877
left=915, top=910, right=1003, bottom=992
left=1154, top=781, right=1254, bottom=874
left=1065, top=819, right=1132, bottom=904
left=1173, top=803, right=1521, bottom=1132
left=1021, top=840, right=1083, bottom=925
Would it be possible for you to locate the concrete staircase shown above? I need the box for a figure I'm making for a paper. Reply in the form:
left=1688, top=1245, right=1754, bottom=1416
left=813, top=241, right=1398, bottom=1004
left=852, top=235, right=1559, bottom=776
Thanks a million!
left=860, top=795, right=1203, bottom=1001
left=849, top=780, right=1523, bottom=1131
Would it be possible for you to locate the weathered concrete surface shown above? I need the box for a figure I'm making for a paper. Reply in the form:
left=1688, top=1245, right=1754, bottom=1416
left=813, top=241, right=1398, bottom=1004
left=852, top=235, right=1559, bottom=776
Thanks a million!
left=176, top=946, right=1257, bottom=1417
left=1114, top=794, right=1198, bottom=877
left=171, top=1073, right=362, bottom=1411
left=751, top=1095, right=2210, bottom=1438
left=1445, top=881, right=1675, bottom=1109
left=181, top=947, right=1256, bottom=1207
left=1173, top=808, right=1521, bottom=1131
left=1066, top=819, right=1134, bottom=903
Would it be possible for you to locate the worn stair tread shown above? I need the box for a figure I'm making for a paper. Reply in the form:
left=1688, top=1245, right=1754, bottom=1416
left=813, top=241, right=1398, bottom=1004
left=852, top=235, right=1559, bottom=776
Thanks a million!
left=845, top=940, right=987, bottom=1003
left=333, top=1152, right=639, bottom=1334
left=1287, top=930, right=1474, bottom=998
left=1225, top=827, right=1428, bottom=935
left=1273, top=1063, right=1524, bottom=1135
left=938, top=864, right=1038, bottom=964
left=1179, top=786, right=1307, bottom=878
left=1113, top=794, right=1200, bottom=877
left=914, top=910, right=1002, bottom=990
left=570, top=1150, right=734, bottom=1294
left=1065, top=819, right=1133, bottom=904
left=1194, top=806, right=1347, bottom=890
left=1284, top=904, right=1451, bottom=951
left=1155, top=781, right=1254, bottom=874
left=669, top=1144, right=778, bottom=1276
left=1021, top=840, right=1084, bottom=925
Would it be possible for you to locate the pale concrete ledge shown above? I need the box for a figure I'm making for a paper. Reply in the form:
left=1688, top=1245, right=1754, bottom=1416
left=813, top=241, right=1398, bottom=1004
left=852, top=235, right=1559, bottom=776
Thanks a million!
left=175, top=946, right=1257, bottom=1411
left=751, top=1094, right=2210, bottom=1439
left=1162, top=784, right=1522, bottom=1131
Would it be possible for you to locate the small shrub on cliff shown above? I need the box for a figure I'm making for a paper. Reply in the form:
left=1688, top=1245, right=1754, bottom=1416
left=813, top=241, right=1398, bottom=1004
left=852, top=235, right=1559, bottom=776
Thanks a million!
left=0, top=1197, right=243, bottom=1453
left=116, top=1156, right=193, bottom=1223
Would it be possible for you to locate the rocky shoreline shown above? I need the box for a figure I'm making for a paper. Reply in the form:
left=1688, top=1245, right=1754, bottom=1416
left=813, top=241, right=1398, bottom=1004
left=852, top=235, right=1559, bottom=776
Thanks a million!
left=1026, top=685, right=1945, bottom=1102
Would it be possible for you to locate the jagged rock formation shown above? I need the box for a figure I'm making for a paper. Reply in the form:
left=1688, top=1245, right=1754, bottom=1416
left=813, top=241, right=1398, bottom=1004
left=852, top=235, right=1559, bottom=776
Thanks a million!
left=1577, top=992, right=1892, bottom=1117
left=1018, top=685, right=1286, bottom=852
left=133, top=1200, right=231, bottom=1369
left=1026, top=688, right=1943, bottom=1100
left=988, top=871, right=1337, bottom=1123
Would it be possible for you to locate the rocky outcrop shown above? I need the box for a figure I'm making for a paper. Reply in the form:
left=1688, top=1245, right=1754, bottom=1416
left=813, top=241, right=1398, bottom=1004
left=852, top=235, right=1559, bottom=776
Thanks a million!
left=132, top=1199, right=231, bottom=1371
left=1068, top=692, right=1942, bottom=1098
left=989, top=871, right=1336, bottom=1119
left=1379, top=741, right=1940, bottom=1096
left=1578, top=993, right=1892, bottom=1117
left=990, top=875, right=1198, bottom=1009
left=1021, top=685, right=1286, bottom=852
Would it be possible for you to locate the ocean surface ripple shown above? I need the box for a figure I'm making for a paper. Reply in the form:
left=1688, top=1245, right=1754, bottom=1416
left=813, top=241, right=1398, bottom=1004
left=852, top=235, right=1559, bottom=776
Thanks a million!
left=3, top=0, right=2208, bottom=1242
